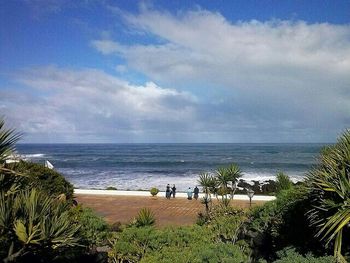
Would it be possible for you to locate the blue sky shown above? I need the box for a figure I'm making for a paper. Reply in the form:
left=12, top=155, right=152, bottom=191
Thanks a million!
left=1, top=0, right=350, bottom=143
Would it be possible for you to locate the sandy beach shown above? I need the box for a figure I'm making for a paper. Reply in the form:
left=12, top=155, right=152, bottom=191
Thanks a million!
left=74, top=189, right=274, bottom=227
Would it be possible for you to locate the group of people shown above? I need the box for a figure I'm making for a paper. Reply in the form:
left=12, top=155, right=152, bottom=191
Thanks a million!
left=165, top=184, right=200, bottom=200
left=186, top=186, right=200, bottom=200
left=165, top=184, right=176, bottom=199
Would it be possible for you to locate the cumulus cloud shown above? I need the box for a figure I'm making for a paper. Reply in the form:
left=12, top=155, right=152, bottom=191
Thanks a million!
left=2, top=6, right=350, bottom=142
left=90, top=7, right=350, bottom=141
left=1, top=66, right=199, bottom=142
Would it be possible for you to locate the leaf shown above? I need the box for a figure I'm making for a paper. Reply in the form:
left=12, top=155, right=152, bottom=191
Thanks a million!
left=14, top=220, right=28, bottom=243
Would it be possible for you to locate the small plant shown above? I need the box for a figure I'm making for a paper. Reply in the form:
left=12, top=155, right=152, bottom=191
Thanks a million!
left=150, top=187, right=159, bottom=196
left=106, top=186, right=117, bottom=190
left=276, top=172, right=293, bottom=193
left=135, top=208, right=155, bottom=227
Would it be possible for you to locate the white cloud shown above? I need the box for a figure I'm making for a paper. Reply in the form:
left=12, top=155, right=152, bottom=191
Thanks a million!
left=3, top=7, right=350, bottom=143
left=2, top=66, right=198, bottom=142
left=90, top=7, right=350, bottom=141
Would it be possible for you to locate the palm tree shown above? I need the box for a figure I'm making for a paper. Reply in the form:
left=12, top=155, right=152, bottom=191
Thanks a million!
left=198, top=172, right=215, bottom=214
left=0, top=118, right=21, bottom=165
left=215, top=167, right=231, bottom=201
left=226, top=163, right=243, bottom=199
left=307, top=130, right=350, bottom=262
left=0, top=118, right=23, bottom=194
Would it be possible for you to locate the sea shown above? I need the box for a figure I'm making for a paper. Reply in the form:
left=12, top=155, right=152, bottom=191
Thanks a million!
left=16, top=143, right=327, bottom=191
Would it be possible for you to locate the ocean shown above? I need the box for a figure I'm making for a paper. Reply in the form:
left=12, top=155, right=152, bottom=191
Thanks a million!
left=16, top=143, right=327, bottom=191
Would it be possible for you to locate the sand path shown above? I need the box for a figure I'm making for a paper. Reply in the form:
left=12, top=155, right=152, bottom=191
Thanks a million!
left=75, top=194, right=267, bottom=227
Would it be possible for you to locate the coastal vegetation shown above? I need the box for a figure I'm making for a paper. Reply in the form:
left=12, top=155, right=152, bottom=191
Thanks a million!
left=1, top=118, right=349, bottom=262
left=150, top=187, right=159, bottom=196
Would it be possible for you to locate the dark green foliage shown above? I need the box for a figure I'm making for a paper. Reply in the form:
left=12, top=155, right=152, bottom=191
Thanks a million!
left=271, top=247, right=336, bottom=263
left=307, top=130, right=350, bottom=261
left=7, top=161, right=74, bottom=200
left=247, top=185, right=326, bottom=261
left=142, top=242, right=248, bottom=263
left=0, top=188, right=82, bottom=262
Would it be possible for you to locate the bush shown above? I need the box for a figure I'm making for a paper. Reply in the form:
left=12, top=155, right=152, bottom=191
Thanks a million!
left=271, top=247, right=336, bottom=263
left=70, top=205, right=110, bottom=248
left=276, top=172, right=293, bottom=193
left=150, top=187, right=159, bottom=196
left=142, top=242, right=249, bottom=263
left=7, top=161, right=74, bottom=200
left=247, top=185, right=326, bottom=261
left=110, top=225, right=250, bottom=263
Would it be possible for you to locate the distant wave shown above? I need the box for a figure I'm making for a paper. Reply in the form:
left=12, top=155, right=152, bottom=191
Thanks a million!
left=22, top=153, right=45, bottom=158
left=16, top=143, right=322, bottom=191
left=59, top=169, right=306, bottom=191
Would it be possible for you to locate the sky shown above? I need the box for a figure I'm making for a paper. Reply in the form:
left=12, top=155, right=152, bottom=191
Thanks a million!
left=1, top=0, right=350, bottom=143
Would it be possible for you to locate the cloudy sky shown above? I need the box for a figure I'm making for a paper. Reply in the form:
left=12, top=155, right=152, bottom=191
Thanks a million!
left=1, top=0, right=350, bottom=143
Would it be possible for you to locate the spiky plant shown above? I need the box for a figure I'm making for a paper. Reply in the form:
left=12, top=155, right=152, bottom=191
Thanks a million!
left=0, top=189, right=81, bottom=262
left=135, top=208, right=155, bottom=227
left=198, top=172, right=215, bottom=214
left=216, top=167, right=231, bottom=201
left=0, top=118, right=21, bottom=165
left=226, top=163, right=243, bottom=199
left=307, top=130, right=350, bottom=262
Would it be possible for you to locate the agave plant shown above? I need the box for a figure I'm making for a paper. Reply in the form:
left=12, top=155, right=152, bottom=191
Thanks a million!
left=135, top=207, right=156, bottom=227
left=0, top=188, right=81, bottom=262
left=307, top=130, right=350, bottom=262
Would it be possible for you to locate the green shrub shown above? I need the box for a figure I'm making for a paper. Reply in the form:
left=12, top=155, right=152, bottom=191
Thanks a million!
left=110, top=223, right=250, bottom=263
left=150, top=187, right=159, bottom=196
left=271, top=247, right=336, bottom=263
left=209, top=208, right=245, bottom=244
left=7, top=161, right=74, bottom=200
left=135, top=207, right=156, bottom=227
left=247, top=185, right=326, bottom=260
left=109, top=226, right=156, bottom=262
left=70, top=205, right=110, bottom=247
left=142, top=242, right=249, bottom=263
left=276, top=172, right=293, bottom=193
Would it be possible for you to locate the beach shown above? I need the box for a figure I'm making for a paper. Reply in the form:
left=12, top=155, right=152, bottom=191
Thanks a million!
left=75, top=189, right=274, bottom=226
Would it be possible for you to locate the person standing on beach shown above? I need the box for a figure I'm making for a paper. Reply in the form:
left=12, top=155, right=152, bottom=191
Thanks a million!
left=166, top=184, right=171, bottom=199
left=172, top=184, right=176, bottom=198
left=187, top=187, right=193, bottom=200
left=194, top=186, right=199, bottom=200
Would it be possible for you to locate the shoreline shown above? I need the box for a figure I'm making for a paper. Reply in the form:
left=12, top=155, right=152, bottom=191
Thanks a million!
left=74, top=189, right=276, bottom=201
